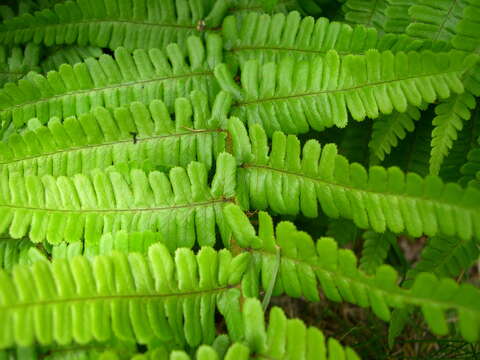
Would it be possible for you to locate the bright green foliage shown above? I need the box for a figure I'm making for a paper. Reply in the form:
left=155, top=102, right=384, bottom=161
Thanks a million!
left=234, top=124, right=480, bottom=241
left=0, top=0, right=479, bottom=357
left=216, top=49, right=474, bottom=135
left=359, top=230, right=394, bottom=275
left=0, top=155, right=236, bottom=246
left=225, top=204, right=480, bottom=342
left=0, top=0, right=225, bottom=51
left=0, top=243, right=249, bottom=348
left=0, top=34, right=222, bottom=135
left=222, top=11, right=430, bottom=65
left=369, top=105, right=422, bottom=161
left=0, top=44, right=40, bottom=86
left=0, top=93, right=228, bottom=177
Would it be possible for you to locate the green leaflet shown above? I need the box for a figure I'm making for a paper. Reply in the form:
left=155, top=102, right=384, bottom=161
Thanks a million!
left=224, top=204, right=480, bottom=342
left=407, top=0, right=468, bottom=45
left=0, top=243, right=250, bottom=348
left=0, top=0, right=225, bottom=51
left=234, top=123, right=480, bottom=241
left=369, top=105, right=423, bottom=162
left=215, top=49, right=475, bottom=135
left=222, top=10, right=431, bottom=65
left=0, top=34, right=223, bottom=136
left=0, top=44, right=40, bottom=87
left=0, top=154, right=237, bottom=247
left=0, top=92, right=230, bottom=177
left=452, top=0, right=480, bottom=53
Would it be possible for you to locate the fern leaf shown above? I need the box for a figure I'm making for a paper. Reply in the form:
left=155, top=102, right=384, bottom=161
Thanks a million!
left=359, top=230, right=394, bottom=275
left=381, top=0, right=415, bottom=35
left=0, top=34, right=222, bottom=134
left=369, top=105, right=423, bottom=162
left=440, top=104, right=479, bottom=182
left=0, top=92, right=230, bottom=177
left=452, top=0, right=480, bottom=53
left=407, top=0, right=468, bottom=46
left=223, top=11, right=431, bottom=65
left=0, top=0, right=222, bottom=51
left=342, top=0, right=387, bottom=29
left=225, top=204, right=480, bottom=342
left=430, top=92, right=476, bottom=175
left=166, top=298, right=361, bottom=360
left=382, top=113, right=432, bottom=176
left=215, top=49, right=475, bottom=135
left=232, top=123, right=480, bottom=241
left=0, top=154, right=236, bottom=246
left=0, top=243, right=250, bottom=348
left=41, top=45, right=103, bottom=72
left=0, top=44, right=40, bottom=86
left=460, top=138, right=480, bottom=188
left=410, top=235, right=479, bottom=279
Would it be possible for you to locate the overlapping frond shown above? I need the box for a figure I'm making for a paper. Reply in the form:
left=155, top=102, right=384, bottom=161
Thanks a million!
left=0, top=43, right=40, bottom=86
left=0, top=34, right=222, bottom=135
left=41, top=45, right=103, bottom=72
left=452, top=0, right=480, bottom=53
left=342, top=0, right=387, bottom=29
left=0, top=154, right=236, bottom=246
left=430, top=92, right=477, bottom=174
left=409, top=235, right=479, bottom=279
left=0, top=92, right=229, bottom=177
left=231, top=123, right=480, bottom=241
left=359, top=230, right=394, bottom=275
left=165, top=298, right=361, bottom=360
left=0, top=0, right=225, bottom=51
left=215, top=49, right=474, bottom=135
left=369, top=105, right=422, bottom=162
left=406, top=0, right=468, bottom=45
left=0, top=243, right=249, bottom=348
left=224, top=204, right=480, bottom=342
left=223, top=11, right=431, bottom=65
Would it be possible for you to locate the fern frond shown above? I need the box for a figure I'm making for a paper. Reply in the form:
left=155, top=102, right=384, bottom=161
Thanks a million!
left=382, top=113, right=432, bottom=176
left=430, top=92, right=477, bottom=175
left=225, top=204, right=480, bottom=342
left=223, top=11, right=431, bottom=65
left=440, top=104, right=479, bottom=182
left=232, top=124, right=480, bottom=241
left=406, top=0, right=468, bottom=45
left=166, top=298, right=361, bottom=360
left=452, top=0, right=480, bottom=53
left=215, top=49, right=474, bottom=135
left=359, top=230, right=394, bottom=275
left=342, top=0, right=387, bottom=29
left=0, top=34, right=222, bottom=134
left=369, top=105, right=423, bottom=162
left=381, top=0, right=414, bottom=35
left=0, top=154, right=236, bottom=246
left=0, top=43, right=40, bottom=86
left=460, top=137, right=480, bottom=188
left=41, top=45, right=103, bottom=72
left=0, top=92, right=229, bottom=177
left=0, top=243, right=250, bottom=348
left=0, top=0, right=223, bottom=51
left=410, top=235, right=479, bottom=279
